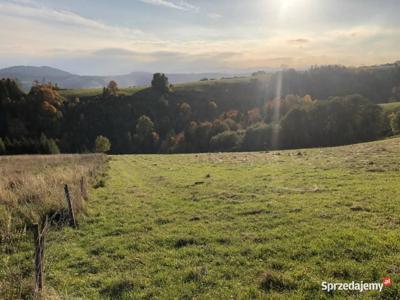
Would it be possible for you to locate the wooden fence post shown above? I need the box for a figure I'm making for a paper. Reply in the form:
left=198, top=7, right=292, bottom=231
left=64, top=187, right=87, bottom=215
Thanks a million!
left=64, top=184, right=77, bottom=228
left=80, top=176, right=87, bottom=200
left=33, top=223, right=42, bottom=296
left=33, top=217, right=48, bottom=297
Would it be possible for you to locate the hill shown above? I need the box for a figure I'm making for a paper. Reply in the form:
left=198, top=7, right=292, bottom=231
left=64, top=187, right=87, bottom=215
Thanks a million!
left=0, top=66, right=83, bottom=90
left=3, top=137, right=400, bottom=298
left=0, top=66, right=243, bottom=90
left=1, top=69, right=400, bottom=155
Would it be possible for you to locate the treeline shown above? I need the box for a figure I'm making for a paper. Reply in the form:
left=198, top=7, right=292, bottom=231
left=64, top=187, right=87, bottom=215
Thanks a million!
left=0, top=134, right=59, bottom=155
left=265, top=63, right=400, bottom=103
left=0, top=66, right=400, bottom=155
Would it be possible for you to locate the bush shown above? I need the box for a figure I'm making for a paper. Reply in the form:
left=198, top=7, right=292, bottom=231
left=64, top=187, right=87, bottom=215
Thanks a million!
left=242, top=123, right=276, bottom=151
left=94, top=135, right=111, bottom=153
left=390, top=111, right=400, bottom=134
left=210, top=131, right=241, bottom=152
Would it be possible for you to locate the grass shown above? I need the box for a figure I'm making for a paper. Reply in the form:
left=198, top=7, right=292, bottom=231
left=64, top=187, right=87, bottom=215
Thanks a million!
left=59, top=87, right=144, bottom=98
left=379, top=101, right=400, bottom=114
left=0, top=154, right=107, bottom=299
left=19, top=137, right=398, bottom=299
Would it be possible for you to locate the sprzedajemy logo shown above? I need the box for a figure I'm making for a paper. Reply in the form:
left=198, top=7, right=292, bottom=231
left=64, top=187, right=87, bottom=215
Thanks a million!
left=321, top=278, right=393, bottom=293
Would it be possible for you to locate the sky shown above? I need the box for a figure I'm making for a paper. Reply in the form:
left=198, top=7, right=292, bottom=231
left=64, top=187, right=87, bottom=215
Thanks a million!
left=0, top=0, right=399, bottom=75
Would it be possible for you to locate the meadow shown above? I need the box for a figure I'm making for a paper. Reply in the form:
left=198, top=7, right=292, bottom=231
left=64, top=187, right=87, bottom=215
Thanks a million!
left=59, top=86, right=144, bottom=98
left=2, top=137, right=396, bottom=299
left=57, top=76, right=253, bottom=98
left=380, top=101, right=400, bottom=114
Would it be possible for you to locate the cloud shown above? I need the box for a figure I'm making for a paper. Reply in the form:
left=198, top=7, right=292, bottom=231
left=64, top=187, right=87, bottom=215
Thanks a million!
left=139, top=0, right=198, bottom=11
left=288, top=38, right=310, bottom=44
left=0, top=0, right=399, bottom=74
left=0, top=0, right=144, bottom=36
left=93, top=47, right=239, bottom=62
left=0, top=0, right=151, bottom=56
left=139, top=0, right=221, bottom=18
left=94, top=48, right=141, bottom=56
left=206, top=13, right=222, bottom=19
left=1, top=1, right=104, bottom=30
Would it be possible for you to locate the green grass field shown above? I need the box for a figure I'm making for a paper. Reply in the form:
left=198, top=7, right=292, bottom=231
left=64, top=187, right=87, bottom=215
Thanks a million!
left=59, top=86, right=144, bottom=98
left=34, top=137, right=400, bottom=299
left=379, top=102, right=400, bottom=114
left=58, top=75, right=259, bottom=98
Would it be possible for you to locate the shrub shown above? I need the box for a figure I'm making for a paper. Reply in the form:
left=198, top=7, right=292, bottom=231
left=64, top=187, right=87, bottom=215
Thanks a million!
left=94, top=135, right=111, bottom=153
left=209, top=131, right=241, bottom=152
left=242, top=123, right=275, bottom=151
left=390, top=111, right=400, bottom=134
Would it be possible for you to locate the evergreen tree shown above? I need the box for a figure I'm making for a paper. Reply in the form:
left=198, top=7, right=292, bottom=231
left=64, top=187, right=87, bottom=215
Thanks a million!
left=47, top=138, right=60, bottom=154
left=0, top=137, right=6, bottom=154
left=151, top=73, right=170, bottom=93
left=40, top=133, right=60, bottom=154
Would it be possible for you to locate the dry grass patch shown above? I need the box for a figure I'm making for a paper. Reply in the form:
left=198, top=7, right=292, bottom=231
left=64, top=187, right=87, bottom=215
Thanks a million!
left=0, top=154, right=107, bottom=234
left=0, top=154, right=107, bottom=299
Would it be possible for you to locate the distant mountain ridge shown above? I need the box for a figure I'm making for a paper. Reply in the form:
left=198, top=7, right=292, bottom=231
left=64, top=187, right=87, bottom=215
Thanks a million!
left=0, top=66, right=245, bottom=90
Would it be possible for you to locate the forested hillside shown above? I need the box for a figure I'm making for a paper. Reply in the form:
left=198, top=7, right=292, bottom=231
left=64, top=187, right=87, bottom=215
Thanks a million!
left=0, top=66, right=241, bottom=91
left=1, top=64, right=400, bottom=155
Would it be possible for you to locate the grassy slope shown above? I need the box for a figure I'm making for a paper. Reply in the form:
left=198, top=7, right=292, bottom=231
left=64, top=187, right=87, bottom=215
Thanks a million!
left=58, top=76, right=256, bottom=98
left=58, top=86, right=144, bottom=98
left=46, top=138, right=400, bottom=299
left=379, top=102, right=400, bottom=114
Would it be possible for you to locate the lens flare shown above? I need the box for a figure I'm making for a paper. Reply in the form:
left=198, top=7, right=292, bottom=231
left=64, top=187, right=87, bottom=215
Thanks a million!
left=271, top=70, right=282, bottom=149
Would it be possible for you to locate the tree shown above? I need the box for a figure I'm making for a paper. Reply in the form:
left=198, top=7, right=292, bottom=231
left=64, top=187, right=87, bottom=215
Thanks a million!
left=46, top=138, right=60, bottom=154
left=390, top=111, right=400, bottom=134
left=223, top=118, right=239, bottom=131
left=179, top=102, right=192, bottom=125
left=207, top=100, right=218, bottom=118
left=252, top=71, right=267, bottom=76
left=102, top=87, right=109, bottom=97
left=242, top=123, right=275, bottom=151
left=135, top=115, right=159, bottom=153
left=245, top=108, right=262, bottom=126
left=39, top=133, right=60, bottom=154
left=107, top=80, right=118, bottom=95
left=136, top=115, right=154, bottom=140
left=210, top=131, right=241, bottom=152
left=103, top=81, right=118, bottom=96
left=184, top=121, right=198, bottom=145
left=194, top=122, right=212, bottom=152
left=95, top=135, right=111, bottom=153
left=211, top=119, right=229, bottom=137
left=0, top=137, right=5, bottom=154
left=151, top=73, right=170, bottom=93
left=160, top=130, right=177, bottom=153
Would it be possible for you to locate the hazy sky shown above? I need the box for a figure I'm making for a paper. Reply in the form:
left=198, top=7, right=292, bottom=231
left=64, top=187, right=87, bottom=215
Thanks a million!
left=0, top=0, right=399, bottom=75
